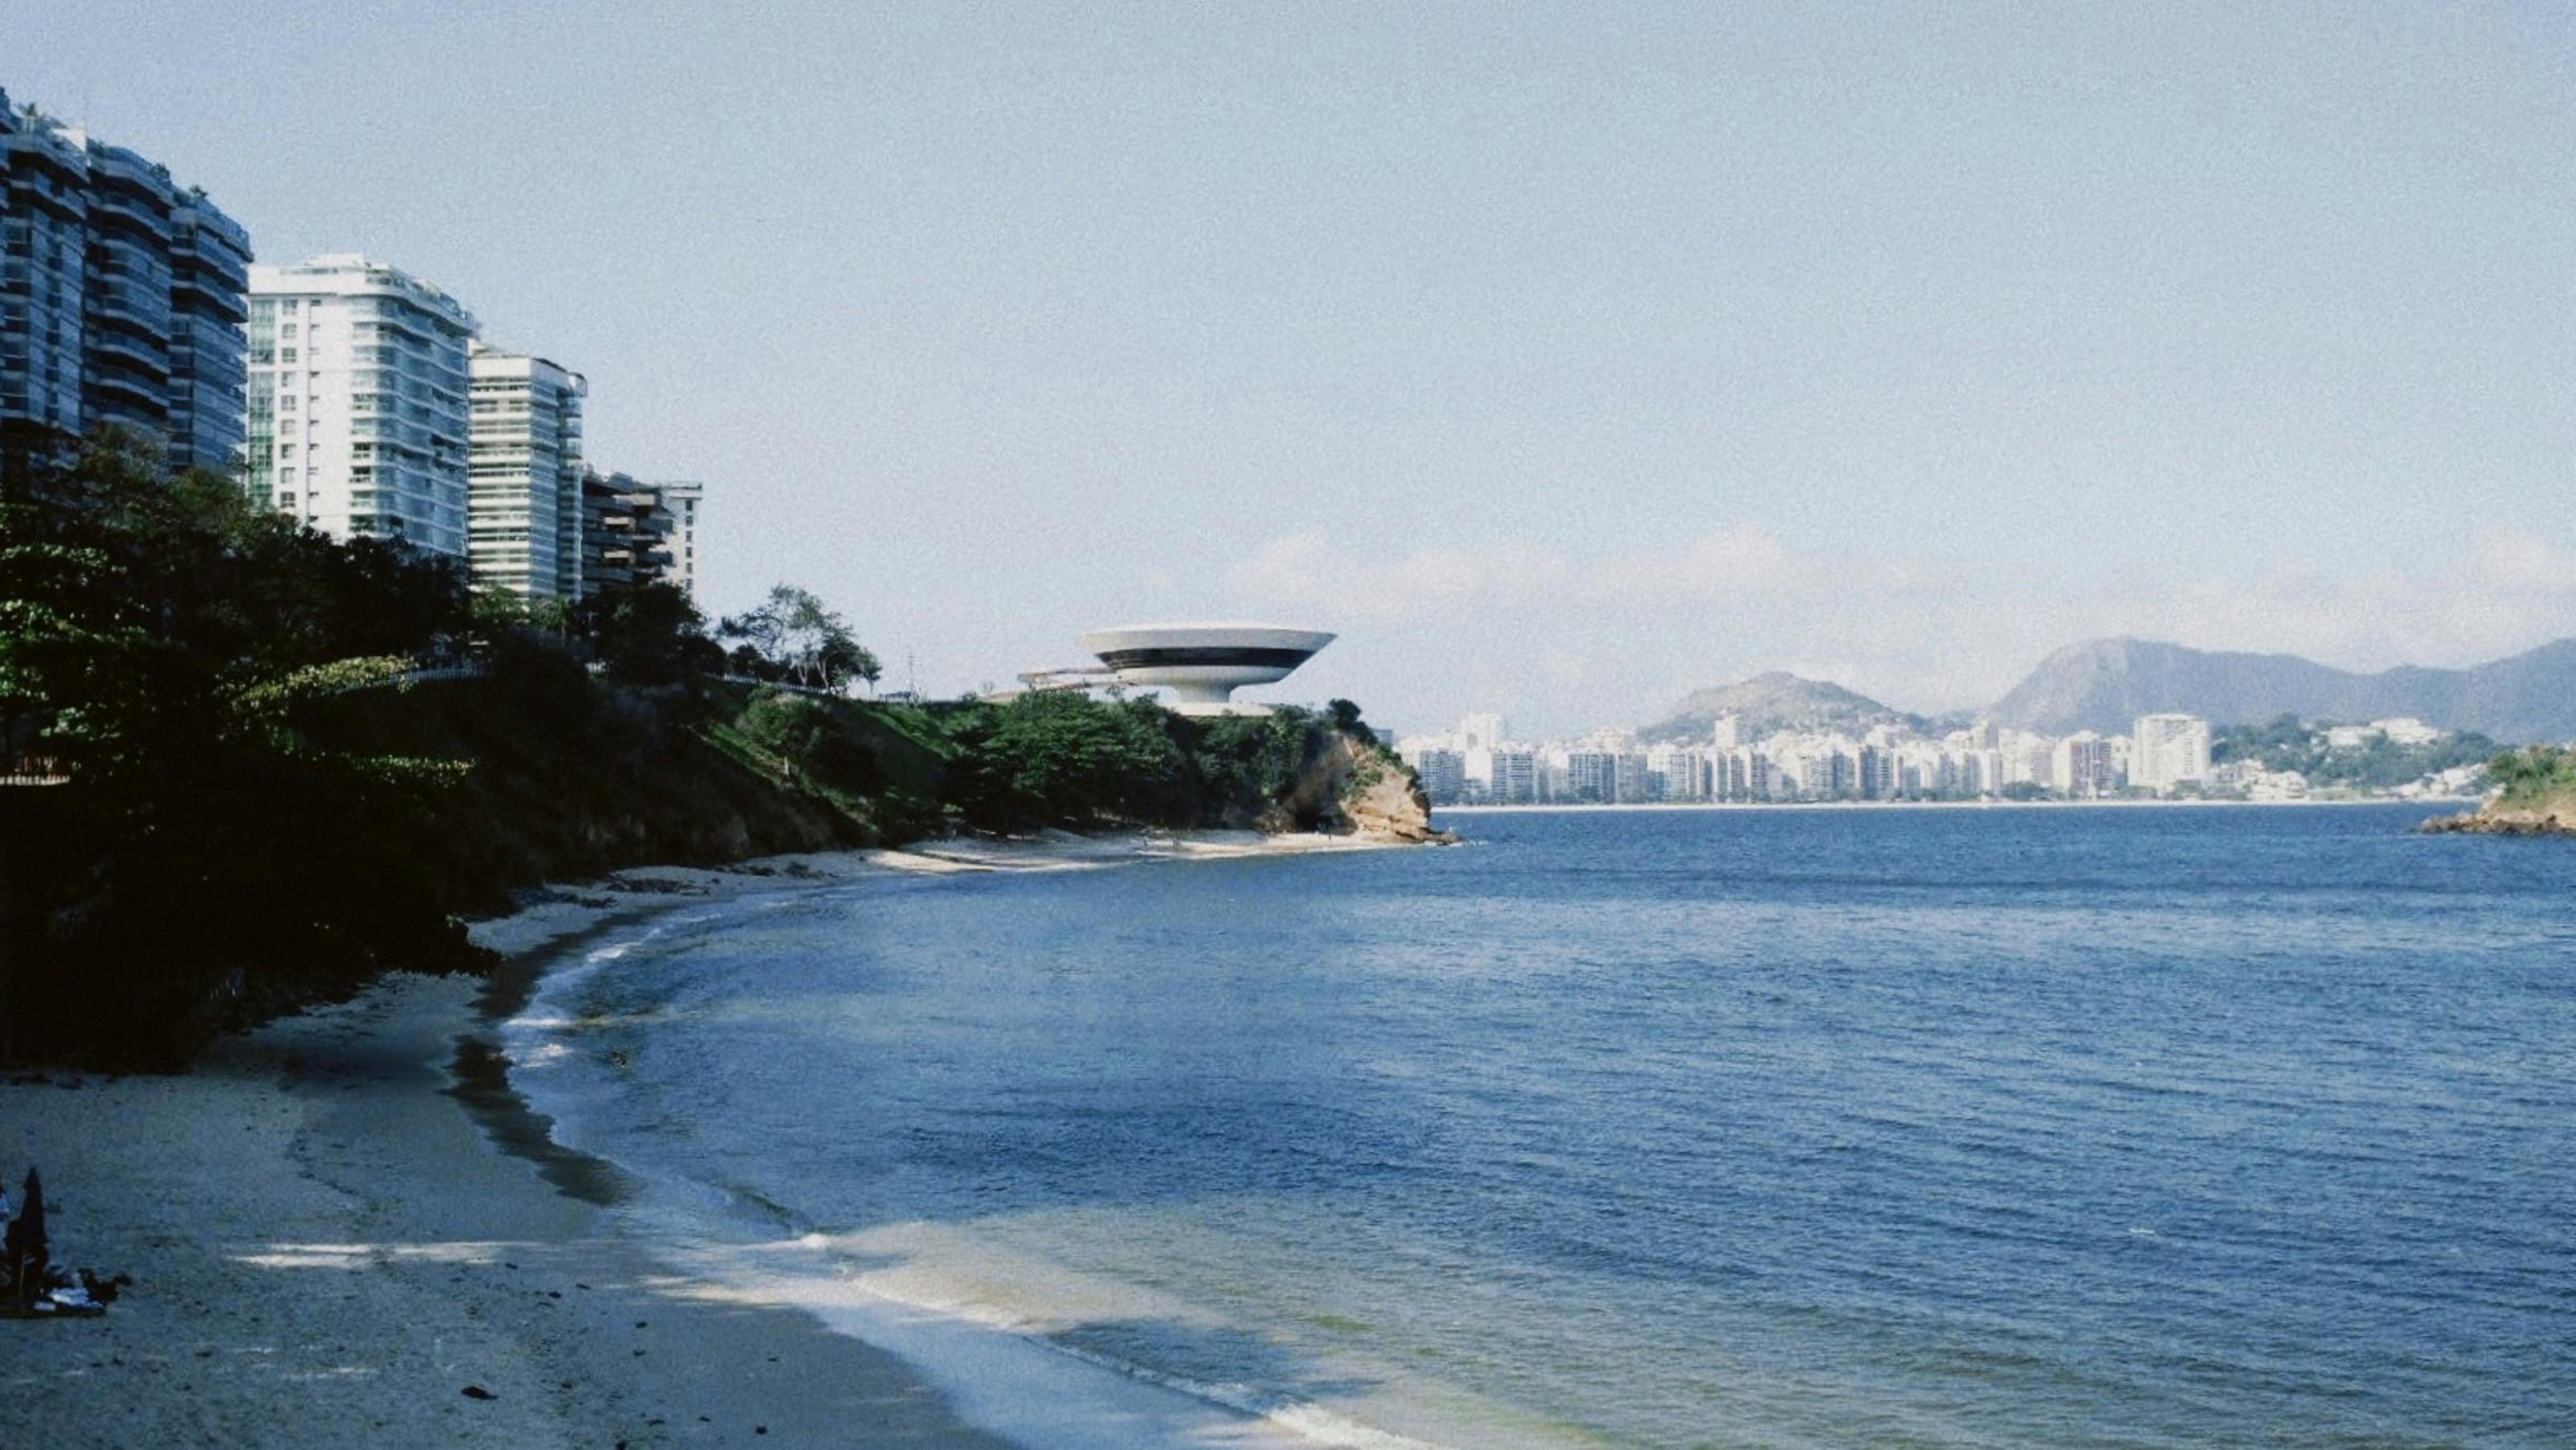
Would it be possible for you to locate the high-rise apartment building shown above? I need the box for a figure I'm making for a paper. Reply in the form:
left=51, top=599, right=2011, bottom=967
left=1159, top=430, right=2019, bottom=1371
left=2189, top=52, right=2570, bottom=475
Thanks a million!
left=1407, top=747, right=1467, bottom=805
left=2131, top=713, right=2211, bottom=794
left=166, top=195, right=254, bottom=473
left=1648, top=742, right=1707, bottom=801
left=467, top=344, right=586, bottom=597
left=658, top=479, right=703, bottom=597
left=247, top=255, right=477, bottom=558
left=580, top=469, right=679, bottom=597
left=2053, top=732, right=2120, bottom=798
left=1, top=89, right=250, bottom=477
left=1563, top=750, right=1616, bottom=803
left=1488, top=747, right=1538, bottom=804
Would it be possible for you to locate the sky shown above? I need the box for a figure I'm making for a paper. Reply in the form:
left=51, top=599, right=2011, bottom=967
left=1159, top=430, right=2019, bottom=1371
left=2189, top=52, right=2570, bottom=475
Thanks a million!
left=12, top=2, right=2574, bottom=737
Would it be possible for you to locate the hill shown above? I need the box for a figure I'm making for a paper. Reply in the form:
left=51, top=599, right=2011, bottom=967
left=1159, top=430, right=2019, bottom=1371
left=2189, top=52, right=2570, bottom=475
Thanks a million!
left=1640, top=671, right=1916, bottom=743
left=2422, top=745, right=2576, bottom=836
left=1986, top=638, right=2576, bottom=740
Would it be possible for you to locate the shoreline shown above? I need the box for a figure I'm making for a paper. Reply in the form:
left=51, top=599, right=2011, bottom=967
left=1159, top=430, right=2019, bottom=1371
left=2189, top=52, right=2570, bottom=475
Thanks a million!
left=1438, top=795, right=2470, bottom=814
left=0, top=828, right=1422, bottom=1450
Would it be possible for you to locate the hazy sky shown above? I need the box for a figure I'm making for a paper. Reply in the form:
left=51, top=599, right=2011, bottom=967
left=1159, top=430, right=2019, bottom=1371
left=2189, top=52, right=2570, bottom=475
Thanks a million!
left=14, top=3, right=2574, bottom=735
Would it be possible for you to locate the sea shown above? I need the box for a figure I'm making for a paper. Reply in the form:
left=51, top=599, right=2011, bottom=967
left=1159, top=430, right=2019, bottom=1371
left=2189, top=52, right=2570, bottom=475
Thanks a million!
left=504, top=804, right=2576, bottom=1448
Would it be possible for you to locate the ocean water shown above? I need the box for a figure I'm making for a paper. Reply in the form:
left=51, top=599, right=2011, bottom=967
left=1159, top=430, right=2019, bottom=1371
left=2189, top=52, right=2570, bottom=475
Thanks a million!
left=508, top=805, right=2576, bottom=1448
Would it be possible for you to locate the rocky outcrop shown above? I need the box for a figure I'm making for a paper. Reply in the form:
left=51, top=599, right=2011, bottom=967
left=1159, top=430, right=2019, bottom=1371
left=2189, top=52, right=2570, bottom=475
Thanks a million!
left=2420, top=794, right=2576, bottom=837
left=1262, top=729, right=1455, bottom=844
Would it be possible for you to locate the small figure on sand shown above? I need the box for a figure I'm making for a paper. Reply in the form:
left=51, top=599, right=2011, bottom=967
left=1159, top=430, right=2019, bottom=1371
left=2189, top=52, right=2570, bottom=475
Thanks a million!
left=2, top=1166, right=112, bottom=1318
left=2, top=1167, right=50, bottom=1312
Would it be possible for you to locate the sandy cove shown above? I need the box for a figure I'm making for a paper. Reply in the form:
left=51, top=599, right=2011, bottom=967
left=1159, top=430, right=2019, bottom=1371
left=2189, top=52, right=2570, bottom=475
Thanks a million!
left=0, top=830, right=1408, bottom=1450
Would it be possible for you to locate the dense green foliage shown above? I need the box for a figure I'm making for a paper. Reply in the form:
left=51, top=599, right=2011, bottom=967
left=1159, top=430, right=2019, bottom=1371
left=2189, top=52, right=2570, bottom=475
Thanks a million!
left=1, top=439, right=1394, bottom=1066
left=922, top=692, right=1387, bottom=834
left=576, top=583, right=727, bottom=686
left=2485, top=745, right=2576, bottom=809
left=2, top=435, right=487, bottom=1065
left=2211, top=714, right=2498, bottom=791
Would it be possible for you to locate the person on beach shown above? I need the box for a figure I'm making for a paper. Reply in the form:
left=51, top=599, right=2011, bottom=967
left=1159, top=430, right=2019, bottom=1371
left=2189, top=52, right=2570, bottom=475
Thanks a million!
left=3, top=1167, right=46, bottom=1311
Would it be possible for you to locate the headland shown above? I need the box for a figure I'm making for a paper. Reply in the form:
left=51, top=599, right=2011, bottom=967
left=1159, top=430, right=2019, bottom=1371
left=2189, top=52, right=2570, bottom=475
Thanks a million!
left=2419, top=745, right=2576, bottom=836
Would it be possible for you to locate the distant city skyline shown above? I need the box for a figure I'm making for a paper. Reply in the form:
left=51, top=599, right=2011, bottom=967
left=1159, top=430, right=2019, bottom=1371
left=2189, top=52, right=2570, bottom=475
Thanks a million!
left=1396, top=706, right=2479, bottom=808
left=10, top=5, right=2573, bottom=736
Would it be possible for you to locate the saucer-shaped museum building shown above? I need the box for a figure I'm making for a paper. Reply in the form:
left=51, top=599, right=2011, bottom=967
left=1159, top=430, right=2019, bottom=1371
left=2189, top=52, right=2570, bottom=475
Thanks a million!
left=1077, top=623, right=1335, bottom=716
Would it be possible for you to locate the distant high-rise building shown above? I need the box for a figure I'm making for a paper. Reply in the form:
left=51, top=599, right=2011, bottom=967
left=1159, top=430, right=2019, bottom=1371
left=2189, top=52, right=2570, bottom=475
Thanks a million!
left=1406, top=747, right=1467, bottom=805
left=1488, top=747, right=1538, bottom=804
left=579, top=469, right=679, bottom=597
left=1, top=89, right=250, bottom=477
left=2054, top=732, right=2120, bottom=798
left=467, top=344, right=587, bottom=597
left=2131, top=713, right=2211, bottom=794
left=1648, top=742, right=1707, bottom=801
left=1453, top=712, right=1505, bottom=753
left=658, top=479, right=704, bottom=597
left=1971, top=747, right=2005, bottom=796
left=1608, top=753, right=1642, bottom=803
left=1860, top=743, right=1899, bottom=799
left=1716, top=746, right=1768, bottom=801
left=247, top=255, right=477, bottom=557
left=1564, top=750, right=1619, bottom=803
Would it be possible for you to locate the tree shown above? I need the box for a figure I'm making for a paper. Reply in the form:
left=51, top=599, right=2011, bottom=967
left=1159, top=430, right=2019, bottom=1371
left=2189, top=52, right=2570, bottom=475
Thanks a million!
left=720, top=585, right=876, bottom=692
left=2, top=429, right=484, bottom=1065
left=817, top=632, right=882, bottom=697
left=579, top=582, right=720, bottom=686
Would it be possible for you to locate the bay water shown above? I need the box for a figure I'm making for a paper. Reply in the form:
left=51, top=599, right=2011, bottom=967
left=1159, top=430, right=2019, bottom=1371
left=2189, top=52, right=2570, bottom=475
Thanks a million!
left=507, top=804, right=2575, bottom=1448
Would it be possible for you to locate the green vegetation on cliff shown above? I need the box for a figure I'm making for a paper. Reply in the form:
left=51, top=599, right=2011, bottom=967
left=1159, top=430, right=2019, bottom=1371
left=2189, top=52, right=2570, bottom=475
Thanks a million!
left=2484, top=745, right=2576, bottom=812
left=2421, top=745, right=2576, bottom=835
left=0, top=436, right=1419, bottom=1067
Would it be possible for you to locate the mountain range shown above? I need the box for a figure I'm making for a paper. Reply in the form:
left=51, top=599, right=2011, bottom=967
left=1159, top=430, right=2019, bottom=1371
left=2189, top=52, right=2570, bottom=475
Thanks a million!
left=1642, top=638, right=2576, bottom=744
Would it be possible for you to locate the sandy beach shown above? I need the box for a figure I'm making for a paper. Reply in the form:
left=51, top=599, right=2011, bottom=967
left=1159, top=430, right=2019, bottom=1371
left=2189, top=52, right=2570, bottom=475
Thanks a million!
left=0, top=830, right=1407, bottom=1450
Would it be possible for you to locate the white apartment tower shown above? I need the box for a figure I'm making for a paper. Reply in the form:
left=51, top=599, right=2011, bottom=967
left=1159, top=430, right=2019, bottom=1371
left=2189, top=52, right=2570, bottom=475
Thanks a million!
left=2053, top=732, right=2120, bottom=798
left=2132, top=713, right=2212, bottom=794
left=658, top=479, right=704, bottom=597
left=246, top=255, right=477, bottom=558
left=467, top=345, right=587, bottom=598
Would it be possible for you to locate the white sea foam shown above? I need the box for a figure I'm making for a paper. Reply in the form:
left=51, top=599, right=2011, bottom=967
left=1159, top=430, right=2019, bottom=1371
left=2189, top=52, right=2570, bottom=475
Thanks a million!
left=629, top=1218, right=1484, bottom=1450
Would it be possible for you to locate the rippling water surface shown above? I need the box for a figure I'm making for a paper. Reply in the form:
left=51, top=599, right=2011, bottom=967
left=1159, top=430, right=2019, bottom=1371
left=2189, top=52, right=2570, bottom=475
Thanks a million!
left=514, top=805, right=2576, bottom=1448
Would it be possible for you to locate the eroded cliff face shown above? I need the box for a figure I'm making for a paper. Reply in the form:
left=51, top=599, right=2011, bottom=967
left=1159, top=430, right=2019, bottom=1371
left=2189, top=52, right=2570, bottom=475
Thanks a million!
left=1261, top=729, right=1454, bottom=843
